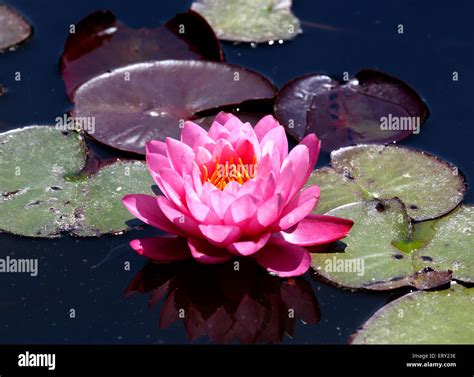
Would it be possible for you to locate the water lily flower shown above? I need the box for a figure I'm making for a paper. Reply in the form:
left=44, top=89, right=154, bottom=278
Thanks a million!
left=122, top=113, right=353, bottom=277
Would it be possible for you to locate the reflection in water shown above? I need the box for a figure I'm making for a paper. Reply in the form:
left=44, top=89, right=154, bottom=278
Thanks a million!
left=125, top=259, right=320, bottom=344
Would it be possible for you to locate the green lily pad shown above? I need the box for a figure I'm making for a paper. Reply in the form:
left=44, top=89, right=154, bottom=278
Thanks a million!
left=412, top=205, right=474, bottom=284
left=311, top=200, right=457, bottom=290
left=310, top=167, right=368, bottom=215
left=308, top=144, right=466, bottom=221
left=0, top=126, right=154, bottom=237
left=191, top=0, right=301, bottom=43
left=350, top=284, right=474, bottom=344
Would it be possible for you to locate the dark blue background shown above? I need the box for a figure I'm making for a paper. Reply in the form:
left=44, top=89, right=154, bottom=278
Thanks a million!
left=0, top=0, right=472, bottom=344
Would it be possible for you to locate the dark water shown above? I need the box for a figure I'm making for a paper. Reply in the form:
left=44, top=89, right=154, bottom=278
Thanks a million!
left=0, top=0, right=472, bottom=344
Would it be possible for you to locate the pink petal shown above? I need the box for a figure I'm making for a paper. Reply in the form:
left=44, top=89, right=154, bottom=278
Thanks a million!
left=146, top=140, right=167, bottom=155
left=253, top=236, right=311, bottom=277
left=221, top=115, right=244, bottom=132
left=122, top=194, right=182, bottom=235
left=194, top=146, right=213, bottom=170
left=260, top=126, right=288, bottom=161
left=214, top=111, right=235, bottom=126
left=279, top=214, right=353, bottom=246
left=278, top=186, right=320, bottom=230
left=146, top=151, right=170, bottom=174
left=157, top=196, right=202, bottom=238
left=166, top=137, right=194, bottom=175
left=155, top=167, right=186, bottom=207
left=285, top=134, right=321, bottom=197
left=208, top=189, right=235, bottom=219
left=208, top=121, right=231, bottom=141
left=181, top=121, right=213, bottom=150
left=255, top=193, right=284, bottom=228
left=224, top=194, right=258, bottom=224
left=227, top=233, right=271, bottom=256
left=257, top=140, right=281, bottom=180
left=211, top=138, right=237, bottom=163
left=234, top=138, right=257, bottom=165
left=254, top=115, right=280, bottom=142
left=226, top=121, right=260, bottom=157
left=188, top=238, right=233, bottom=264
left=275, top=159, right=295, bottom=203
left=259, top=171, right=277, bottom=200
left=130, top=236, right=191, bottom=262
left=185, top=186, right=220, bottom=224
left=198, top=224, right=241, bottom=247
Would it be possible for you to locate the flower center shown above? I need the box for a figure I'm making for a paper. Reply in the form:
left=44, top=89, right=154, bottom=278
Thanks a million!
left=202, top=155, right=257, bottom=190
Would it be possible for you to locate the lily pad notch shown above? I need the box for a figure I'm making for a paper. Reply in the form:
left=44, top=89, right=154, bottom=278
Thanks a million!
left=274, top=70, right=429, bottom=151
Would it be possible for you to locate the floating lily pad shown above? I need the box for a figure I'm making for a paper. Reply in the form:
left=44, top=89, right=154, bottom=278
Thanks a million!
left=60, top=10, right=223, bottom=98
left=0, top=126, right=154, bottom=237
left=307, top=144, right=465, bottom=221
left=412, top=206, right=474, bottom=284
left=191, top=0, right=301, bottom=43
left=72, top=60, right=277, bottom=154
left=311, top=200, right=473, bottom=290
left=311, top=200, right=446, bottom=290
left=308, top=167, right=368, bottom=215
left=0, top=5, right=32, bottom=52
left=350, top=284, right=474, bottom=344
left=274, top=70, right=428, bottom=151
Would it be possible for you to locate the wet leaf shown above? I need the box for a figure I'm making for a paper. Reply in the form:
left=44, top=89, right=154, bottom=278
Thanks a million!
left=311, top=200, right=446, bottom=291
left=412, top=206, right=474, bottom=284
left=0, top=5, right=32, bottom=52
left=307, top=144, right=465, bottom=221
left=191, top=0, right=301, bottom=43
left=311, top=200, right=473, bottom=290
left=350, top=284, right=474, bottom=344
left=60, top=10, right=223, bottom=98
left=274, top=70, right=428, bottom=151
left=0, top=126, right=154, bottom=237
left=307, top=167, right=367, bottom=215
left=72, top=60, right=277, bottom=154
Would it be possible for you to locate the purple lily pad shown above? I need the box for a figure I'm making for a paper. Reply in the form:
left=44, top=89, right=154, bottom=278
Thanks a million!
left=0, top=4, right=32, bottom=52
left=274, top=70, right=429, bottom=152
left=60, top=10, right=224, bottom=98
left=72, top=60, right=277, bottom=154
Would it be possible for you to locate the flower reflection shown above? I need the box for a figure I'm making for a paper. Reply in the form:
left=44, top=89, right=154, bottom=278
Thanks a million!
left=125, top=259, right=320, bottom=344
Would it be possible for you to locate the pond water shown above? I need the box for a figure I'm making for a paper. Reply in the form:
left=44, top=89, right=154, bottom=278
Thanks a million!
left=0, top=0, right=472, bottom=344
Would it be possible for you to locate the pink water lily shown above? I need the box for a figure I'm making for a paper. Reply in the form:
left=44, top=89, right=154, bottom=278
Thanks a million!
left=122, top=113, right=353, bottom=277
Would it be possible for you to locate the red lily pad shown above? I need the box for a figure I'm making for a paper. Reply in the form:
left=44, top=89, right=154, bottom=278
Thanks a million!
left=72, top=60, right=277, bottom=154
left=60, top=10, right=224, bottom=98
left=274, top=70, right=429, bottom=151
left=0, top=4, right=32, bottom=52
